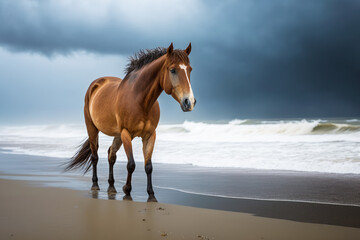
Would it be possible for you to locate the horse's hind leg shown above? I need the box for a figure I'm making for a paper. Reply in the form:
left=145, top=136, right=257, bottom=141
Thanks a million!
left=120, top=129, right=135, bottom=200
left=142, top=132, right=157, bottom=202
left=90, top=139, right=99, bottom=191
left=85, top=114, right=100, bottom=191
left=107, top=137, right=122, bottom=193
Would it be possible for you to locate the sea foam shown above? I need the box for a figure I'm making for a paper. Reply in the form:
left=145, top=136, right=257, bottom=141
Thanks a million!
left=0, top=119, right=359, bottom=174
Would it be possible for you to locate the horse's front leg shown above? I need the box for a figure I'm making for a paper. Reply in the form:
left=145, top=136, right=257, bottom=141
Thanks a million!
left=142, top=131, right=157, bottom=202
left=121, top=129, right=135, bottom=200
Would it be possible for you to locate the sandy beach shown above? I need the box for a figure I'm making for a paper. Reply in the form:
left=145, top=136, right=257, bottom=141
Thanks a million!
left=1, top=178, right=359, bottom=240
left=1, top=151, right=360, bottom=239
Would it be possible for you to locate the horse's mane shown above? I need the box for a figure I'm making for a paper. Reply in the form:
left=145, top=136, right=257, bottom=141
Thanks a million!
left=125, top=47, right=189, bottom=76
left=125, top=47, right=167, bottom=75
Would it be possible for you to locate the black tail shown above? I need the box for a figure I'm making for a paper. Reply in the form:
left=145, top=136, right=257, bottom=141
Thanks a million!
left=65, top=138, right=93, bottom=174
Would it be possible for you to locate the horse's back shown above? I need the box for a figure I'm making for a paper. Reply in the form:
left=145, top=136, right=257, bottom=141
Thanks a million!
left=87, top=77, right=121, bottom=98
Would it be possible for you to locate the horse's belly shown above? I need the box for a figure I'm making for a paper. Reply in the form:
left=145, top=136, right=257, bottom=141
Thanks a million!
left=130, top=119, right=157, bottom=138
left=91, top=113, right=120, bottom=136
left=128, top=102, right=160, bottom=138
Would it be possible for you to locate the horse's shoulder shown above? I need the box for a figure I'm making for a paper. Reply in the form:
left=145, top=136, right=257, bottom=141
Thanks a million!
left=149, top=101, right=160, bottom=123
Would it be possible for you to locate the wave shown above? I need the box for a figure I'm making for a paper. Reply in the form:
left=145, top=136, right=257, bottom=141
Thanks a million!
left=346, top=119, right=360, bottom=123
left=158, top=119, right=360, bottom=137
left=312, top=123, right=360, bottom=134
left=0, top=119, right=359, bottom=174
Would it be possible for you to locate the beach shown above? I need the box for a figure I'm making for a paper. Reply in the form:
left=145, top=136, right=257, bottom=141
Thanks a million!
left=1, top=152, right=360, bottom=239
left=0, top=120, right=360, bottom=239
left=1, top=178, right=360, bottom=240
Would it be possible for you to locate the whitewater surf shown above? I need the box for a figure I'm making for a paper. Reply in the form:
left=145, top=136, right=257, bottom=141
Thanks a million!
left=0, top=119, right=359, bottom=174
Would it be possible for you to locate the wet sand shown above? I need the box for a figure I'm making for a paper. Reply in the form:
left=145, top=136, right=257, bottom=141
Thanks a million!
left=1, top=179, right=360, bottom=240
left=1, top=153, right=360, bottom=230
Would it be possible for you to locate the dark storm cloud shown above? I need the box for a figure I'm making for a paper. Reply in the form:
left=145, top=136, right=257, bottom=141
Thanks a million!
left=1, top=0, right=360, bottom=121
left=0, top=0, right=200, bottom=55
left=191, top=0, right=360, bottom=118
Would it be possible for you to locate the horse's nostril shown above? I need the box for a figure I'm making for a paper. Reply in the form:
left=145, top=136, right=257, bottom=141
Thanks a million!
left=184, top=98, right=190, bottom=107
left=194, top=98, right=197, bottom=106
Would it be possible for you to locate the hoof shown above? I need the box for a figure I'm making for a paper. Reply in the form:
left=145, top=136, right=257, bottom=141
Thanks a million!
left=107, top=186, right=117, bottom=193
left=91, top=184, right=100, bottom=191
left=123, top=194, right=133, bottom=201
left=123, top=184, right=132, bottom=195
left=147, top=195, right=158, bottom=202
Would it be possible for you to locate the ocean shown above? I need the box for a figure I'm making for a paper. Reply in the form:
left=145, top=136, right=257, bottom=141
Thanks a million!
left=0, top=118, right=359, bottom=174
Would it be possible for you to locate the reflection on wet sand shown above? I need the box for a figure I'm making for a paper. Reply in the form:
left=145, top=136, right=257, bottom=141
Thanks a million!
left=90, top=190, right=119, bottom=201
left=108, top=192, right=116, bottom=200
left=91, top=190, right=98, bottom=199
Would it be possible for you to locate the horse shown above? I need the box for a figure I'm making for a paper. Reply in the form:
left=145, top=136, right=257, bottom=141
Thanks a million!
left=65, top=43, right=196, bottom=202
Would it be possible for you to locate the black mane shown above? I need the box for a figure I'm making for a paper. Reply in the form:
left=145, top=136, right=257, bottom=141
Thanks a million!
left=125, top=47, right=167, bottom=75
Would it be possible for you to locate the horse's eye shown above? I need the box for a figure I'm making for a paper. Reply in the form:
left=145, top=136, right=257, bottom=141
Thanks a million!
left=170, top=68, right=176, bottom=74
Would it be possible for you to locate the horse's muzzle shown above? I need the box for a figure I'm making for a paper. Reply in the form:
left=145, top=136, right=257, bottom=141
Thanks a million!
left=181, top=97, right=196, bottom=112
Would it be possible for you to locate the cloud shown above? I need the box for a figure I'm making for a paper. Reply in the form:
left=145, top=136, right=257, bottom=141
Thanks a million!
left=0, top=0, right=205, bottom=55
left=1, top=0, right=360, bottom=121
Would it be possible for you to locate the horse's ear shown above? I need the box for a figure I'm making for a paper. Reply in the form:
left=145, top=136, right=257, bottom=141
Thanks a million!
left=185, top=43, right=191, bottom=55
left=167, top=43, right=174, bottom=55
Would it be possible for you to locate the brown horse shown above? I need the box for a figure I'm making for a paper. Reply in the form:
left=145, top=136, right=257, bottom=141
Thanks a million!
left=65, top=43, right=196, bottom=202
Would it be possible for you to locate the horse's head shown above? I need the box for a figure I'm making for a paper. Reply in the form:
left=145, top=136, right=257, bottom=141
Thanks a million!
left=161, top=43, right=196, bottom=112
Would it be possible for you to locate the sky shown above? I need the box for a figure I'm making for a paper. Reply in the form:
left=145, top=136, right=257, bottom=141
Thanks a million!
left=0, top=0, right=359, bottom=124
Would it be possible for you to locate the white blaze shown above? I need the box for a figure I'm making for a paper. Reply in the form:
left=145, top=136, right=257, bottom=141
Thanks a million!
left=179, top=64, right=194, bottom=103
left=179, top=64, right=190, bottom=83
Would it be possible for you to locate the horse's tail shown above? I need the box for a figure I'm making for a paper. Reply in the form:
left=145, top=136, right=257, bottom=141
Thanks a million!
left=64, top=138, right=93, bottom=174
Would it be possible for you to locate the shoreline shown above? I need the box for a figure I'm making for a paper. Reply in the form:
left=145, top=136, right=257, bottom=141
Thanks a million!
left=2, top=172, right=360, bottom=208
left=153, top=184, right=360, bottom=207
left=1, top=152, right=360, bottom=204
left=1, top=172, right=360, bottom=229
left=1, top=178, right=360, bottom=240
left=1, top=152, right=360, bottom=229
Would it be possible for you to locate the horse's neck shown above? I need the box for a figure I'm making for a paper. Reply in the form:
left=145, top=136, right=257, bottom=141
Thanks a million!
left=132, top=56, right=165, bottom=112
